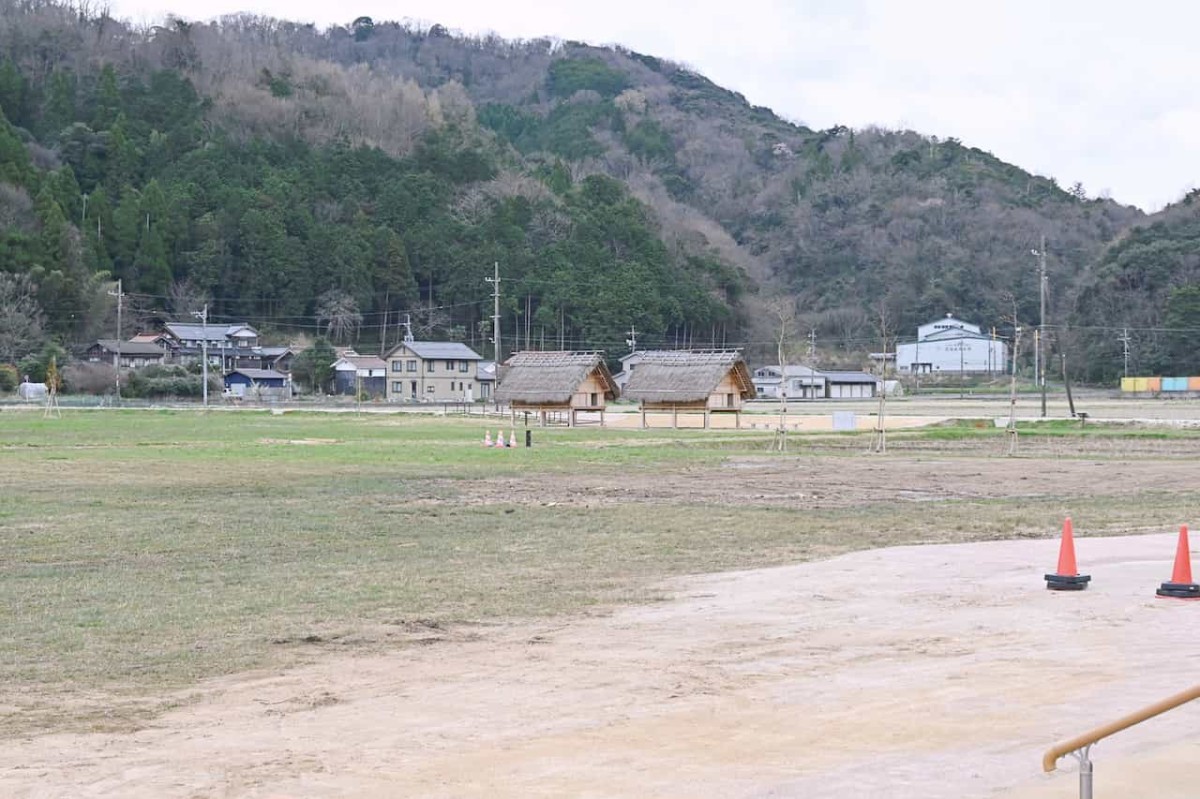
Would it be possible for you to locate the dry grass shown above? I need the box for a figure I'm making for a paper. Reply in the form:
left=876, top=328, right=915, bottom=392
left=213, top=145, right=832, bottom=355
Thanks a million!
left=1, top=409, right=1195, bottom=736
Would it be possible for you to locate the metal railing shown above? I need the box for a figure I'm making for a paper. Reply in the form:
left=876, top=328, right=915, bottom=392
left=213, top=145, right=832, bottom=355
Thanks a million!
left=1042, top=684, right=1200, bottom=798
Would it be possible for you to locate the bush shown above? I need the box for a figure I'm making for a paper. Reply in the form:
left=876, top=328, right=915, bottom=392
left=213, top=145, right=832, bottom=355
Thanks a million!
left=122, top=364, right=216, bottom=398
left=0, top=363, right=17, bottom=392
left=62, top=362, right=116, bottom=394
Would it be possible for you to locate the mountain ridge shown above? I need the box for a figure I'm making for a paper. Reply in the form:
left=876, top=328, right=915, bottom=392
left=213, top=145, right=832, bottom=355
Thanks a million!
left=1, top=2, right=1186, bottom=382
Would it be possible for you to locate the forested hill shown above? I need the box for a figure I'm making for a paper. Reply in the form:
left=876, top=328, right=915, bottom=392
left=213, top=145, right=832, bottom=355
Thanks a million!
left=0, top=2, right=1150, bottom=370
left=1071, top=192, right=1200, bottom=382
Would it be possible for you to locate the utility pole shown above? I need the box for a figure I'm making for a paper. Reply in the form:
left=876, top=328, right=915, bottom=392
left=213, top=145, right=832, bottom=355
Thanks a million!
left=1118, top=327, right=1131, bottom=379
left=192, top=304, right=209, bottom=408
left=1032, top=234, right=1048, bottom=418
left=1008, top=326, right=1022, bottom=456
left=625, top=324, right=637, bottom=353
left=402, top=314, right=414, bottom=344
left=807, top=328, right=816, bottom=363
left=485, top=262, right=502, bottom=363
left=107, top=279, right=124, bottom=403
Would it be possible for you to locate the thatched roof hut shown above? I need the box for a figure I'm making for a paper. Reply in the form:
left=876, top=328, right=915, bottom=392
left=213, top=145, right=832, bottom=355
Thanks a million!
left=622, top=350, right=755, bottom=428
left=496, top=351, right=618, bottom=426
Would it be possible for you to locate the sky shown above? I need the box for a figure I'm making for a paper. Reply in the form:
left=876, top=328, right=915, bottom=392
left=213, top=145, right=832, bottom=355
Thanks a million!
left=106, top=0, right=1198, bottom=212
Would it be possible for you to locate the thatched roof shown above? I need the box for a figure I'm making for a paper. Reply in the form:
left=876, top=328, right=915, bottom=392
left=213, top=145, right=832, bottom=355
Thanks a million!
left=495, top=351, right=617, bottom=404
left=622, top=350, right=755, bottom=403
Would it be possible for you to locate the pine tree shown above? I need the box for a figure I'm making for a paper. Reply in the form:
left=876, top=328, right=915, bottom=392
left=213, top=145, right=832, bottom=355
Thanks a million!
left=40, top=70, right=76, bottom=140
left=92, top=65, right=122, bottom=130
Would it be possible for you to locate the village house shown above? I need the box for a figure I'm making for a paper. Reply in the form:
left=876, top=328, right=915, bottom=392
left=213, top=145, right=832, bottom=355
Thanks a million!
left=752, top=365, right=827, bottom=400
left=383, top=340, right=484, bottom=402
left=85, top=339, right=168, bottom=368
left=751, top=364, right=881, bottom=400
left=895, top=314, right=1008, bottom=375
left=622, top=350, right=756, bottom=428
left=495, top=351, right=618, bottom=427
left=476, top=360, right=497, bottom=401
left=331, top=350, right=387, bottom=398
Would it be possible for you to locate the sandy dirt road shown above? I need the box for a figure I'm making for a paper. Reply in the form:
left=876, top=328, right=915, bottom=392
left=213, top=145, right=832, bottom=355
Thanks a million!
left=3, top=533, right=1197, bottom=798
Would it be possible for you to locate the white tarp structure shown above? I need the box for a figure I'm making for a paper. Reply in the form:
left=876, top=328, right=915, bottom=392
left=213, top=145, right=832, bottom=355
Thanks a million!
left=18, top=382, right=47, bottom=400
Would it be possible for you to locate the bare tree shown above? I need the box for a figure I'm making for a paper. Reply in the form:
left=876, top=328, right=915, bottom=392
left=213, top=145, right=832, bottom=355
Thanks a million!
left=768, top=297, right=795, bottom=452
left=0, top=273, right=45, bottom=364
left=316, top=289, right=362, bottom=344
left=168, top=277, right=209, bottom=318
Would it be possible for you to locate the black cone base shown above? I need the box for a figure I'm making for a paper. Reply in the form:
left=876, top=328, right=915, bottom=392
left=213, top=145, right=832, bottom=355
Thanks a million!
left=1156, top=582, right=1200, bottom=599
left=1045, top=574, right=1091, bottom=591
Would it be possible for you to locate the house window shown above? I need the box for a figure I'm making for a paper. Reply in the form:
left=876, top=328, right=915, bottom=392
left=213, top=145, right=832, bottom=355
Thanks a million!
left=427, top=361, right=435, bottom=372
left=392, top=381, right=404, bottom=393
left=459, top=361, right=469, bottom=373
left=392, top=360, right=403, bottom=372
left=406, top=360, right=417, bottom=372
left=590, top=392, right=598, bottom=406
left=445, top=360, right=455, bottom=370
left=426, top=385, right=435, bottom=393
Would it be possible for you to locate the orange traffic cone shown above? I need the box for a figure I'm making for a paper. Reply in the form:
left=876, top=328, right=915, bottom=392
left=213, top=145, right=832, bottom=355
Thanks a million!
left=1156, top=525, right=1200, bottom=599
left=1046, top=517, right=1090, bottom=591
left=508, top=429, right=516, bottom=448
left=496, top=430, right=506, bottom=448
left=484, top=430, right=492, bottom=447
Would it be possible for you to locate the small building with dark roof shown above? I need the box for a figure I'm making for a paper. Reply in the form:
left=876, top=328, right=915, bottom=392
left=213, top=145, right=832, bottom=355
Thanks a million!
left=495, top=351, right=618, bottom=427
left=622, top=350, right=756, bottom=428
left=822, top=371, right=880, bottom=399
left=224, top=368, right=290, bottom=399
left=86, top=339, right=167, bottom=368
left=332, top=351, right=387, bottom=398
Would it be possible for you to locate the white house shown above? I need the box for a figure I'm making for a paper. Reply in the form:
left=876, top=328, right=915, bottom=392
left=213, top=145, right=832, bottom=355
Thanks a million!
left=752, top=364, right=882, bottom=400
left=751, top=365, right=827, bottom=400
left=895, top=314, right=1008, bottom=375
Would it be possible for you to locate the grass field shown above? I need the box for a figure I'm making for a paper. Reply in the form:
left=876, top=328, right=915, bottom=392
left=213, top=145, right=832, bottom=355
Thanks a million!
left=3, top=409, right=1199, bottom=738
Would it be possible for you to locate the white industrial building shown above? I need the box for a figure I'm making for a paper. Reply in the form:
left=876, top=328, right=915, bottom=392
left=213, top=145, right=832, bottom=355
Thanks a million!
left=895, top=315, right=1008, bottom=375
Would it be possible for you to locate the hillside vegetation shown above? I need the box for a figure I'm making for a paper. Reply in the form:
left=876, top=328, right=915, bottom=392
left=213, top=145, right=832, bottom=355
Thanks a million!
left=1, top=1, right=1187, bottom=380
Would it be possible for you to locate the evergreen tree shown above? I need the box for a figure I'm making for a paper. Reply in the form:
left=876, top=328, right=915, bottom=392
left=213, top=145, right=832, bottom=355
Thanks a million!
left=92, top=65, right=122, bottom=130
left=0, top=60, right=27, bottom=128
left=40, top=70, right=76, bottom=139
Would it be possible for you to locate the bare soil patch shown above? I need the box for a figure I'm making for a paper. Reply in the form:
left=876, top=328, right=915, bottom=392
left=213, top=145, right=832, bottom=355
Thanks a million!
left=3, top=534, right=1194, bottom=798
left=452, top=453, right=1200, bottom=510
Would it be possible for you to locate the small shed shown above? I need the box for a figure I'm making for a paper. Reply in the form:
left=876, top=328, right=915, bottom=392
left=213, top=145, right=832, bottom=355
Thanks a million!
left=331, top=353, right=387, bottom=398
left=622, top=350, right=756, bottom=428
left=823, top=371, right=880, bottom=399
left=224, top=368, right=289, bottom=399
left=495, top=351, right=618, bottom=427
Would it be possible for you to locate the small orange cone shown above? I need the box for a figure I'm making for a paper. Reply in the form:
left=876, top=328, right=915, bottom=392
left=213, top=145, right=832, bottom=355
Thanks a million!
left=484, top=430, right=492, bottom=447
left=1156, top=525, right=1200, bottom=599
left=496, top=430, right=505, bottom=448
left=1046, top=517, right=1090, bottom=590
left=508, top=429, right=516, bottom=448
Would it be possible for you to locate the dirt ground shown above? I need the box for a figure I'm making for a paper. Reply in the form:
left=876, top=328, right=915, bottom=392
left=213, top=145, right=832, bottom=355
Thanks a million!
left=3, top=532, right=1196, bottom=798
left=451, top=450, right=1200, bottom=510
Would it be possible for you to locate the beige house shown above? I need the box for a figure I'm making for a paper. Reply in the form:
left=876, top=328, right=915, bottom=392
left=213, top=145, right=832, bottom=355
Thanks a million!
left=495, top=351, right=618, bottom=427
left=621, top=350, right=756, bottom=428
left=384, top=341, right=484, bottom=402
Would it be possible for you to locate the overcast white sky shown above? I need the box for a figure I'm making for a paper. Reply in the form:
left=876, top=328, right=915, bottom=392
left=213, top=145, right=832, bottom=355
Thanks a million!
left=108, top=0, right=1197, bottom=211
